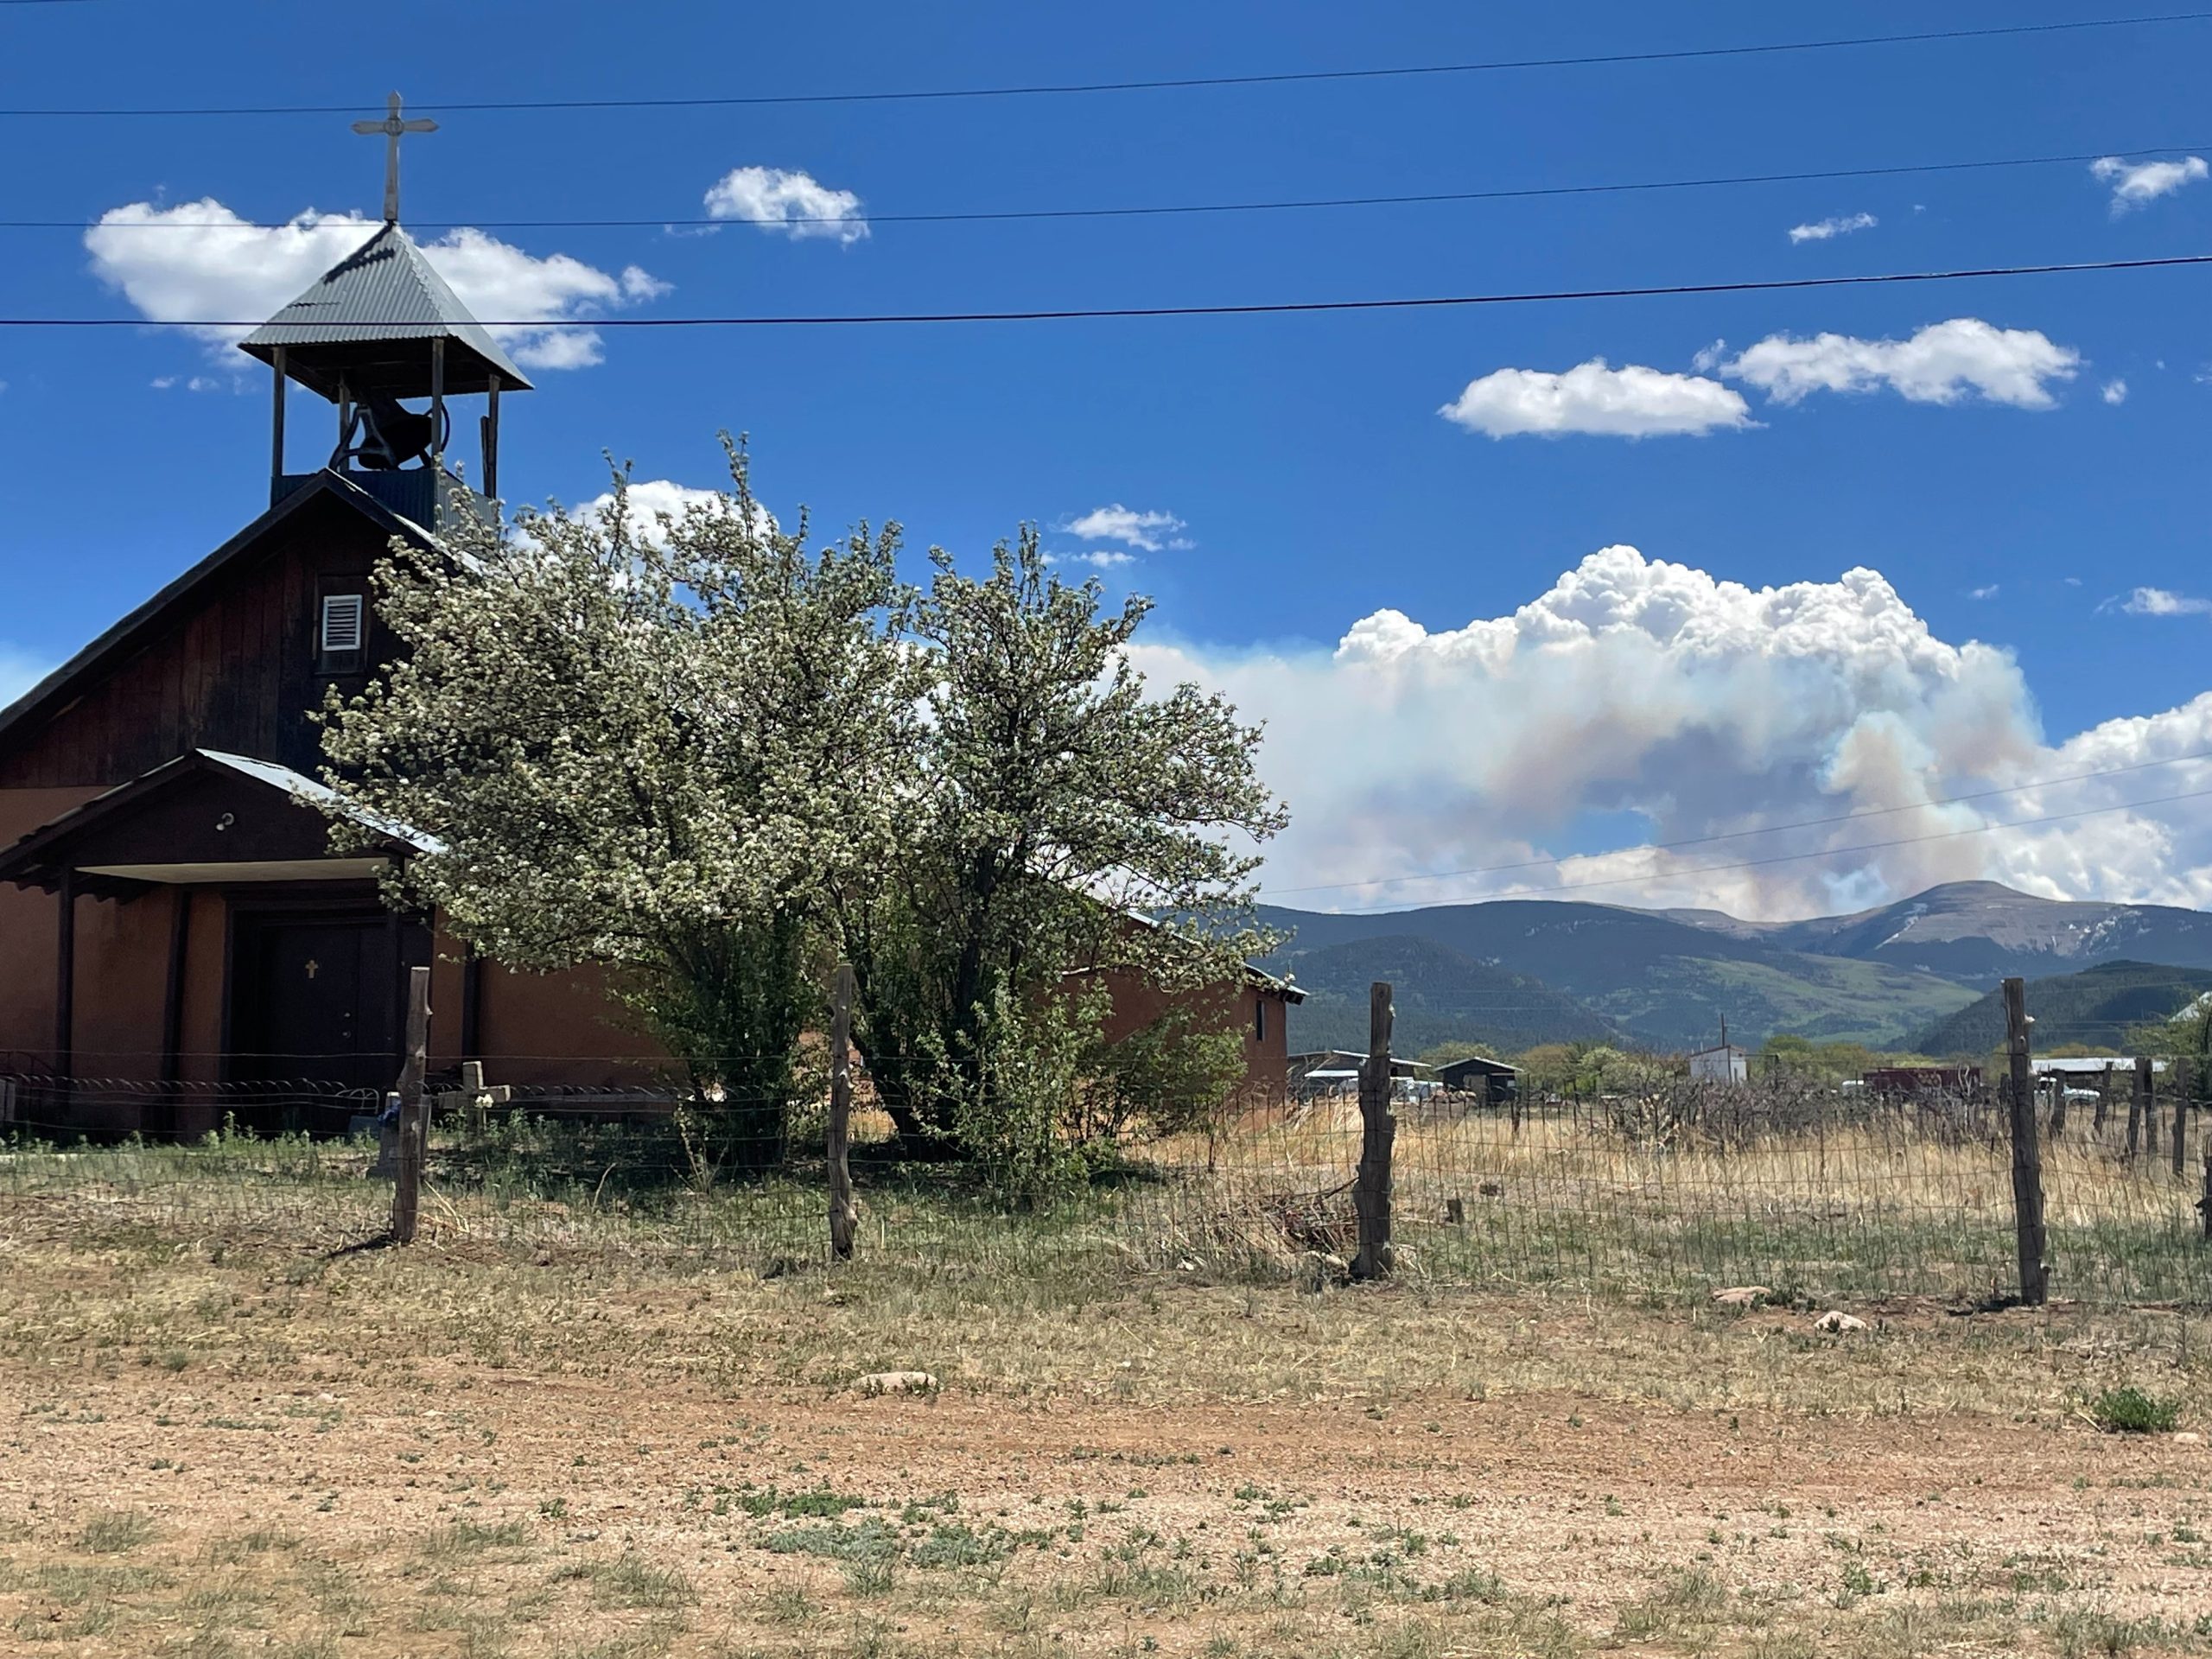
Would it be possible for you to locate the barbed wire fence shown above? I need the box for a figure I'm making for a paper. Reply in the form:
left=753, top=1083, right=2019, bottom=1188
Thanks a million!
left=2, top=975, right=2208, bottom=1306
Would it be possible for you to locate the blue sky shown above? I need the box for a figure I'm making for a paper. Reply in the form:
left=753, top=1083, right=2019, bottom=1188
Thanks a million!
left=3, top=1, right=2211, bottom=916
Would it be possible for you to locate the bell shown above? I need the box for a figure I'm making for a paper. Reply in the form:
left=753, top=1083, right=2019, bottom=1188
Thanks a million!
left=352, top=395, right=435, bottom=470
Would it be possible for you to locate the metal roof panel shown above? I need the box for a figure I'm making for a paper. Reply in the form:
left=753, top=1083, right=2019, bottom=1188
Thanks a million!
left=238, top=223, right=533, bottom=397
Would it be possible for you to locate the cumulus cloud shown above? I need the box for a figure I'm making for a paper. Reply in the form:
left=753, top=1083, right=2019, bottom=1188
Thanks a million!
left=2113, top=587, right=2212, bottom=618
left=1968, top=584, right=1999, bottom=600
left=2091, top=154, right=2209, bottom=211
left=1134, top=545, right=2212, bottom=918
left=1787, top=211, right=1877, bottom=244
left=1714, top=318, right=2080, bottom=410
left=1439, top=359, right=1753, bottom=439
left=1064, top=549, right=1136, bottom=569
left=566, top=479, right=776, bottom=547
left=2102, top=378, right=2129, bottom=404
left=1064, top=505, right=1187, bottom=552
left=85, top=200, right=667, bottom=371
left=702, top=166, right=868, bottom=244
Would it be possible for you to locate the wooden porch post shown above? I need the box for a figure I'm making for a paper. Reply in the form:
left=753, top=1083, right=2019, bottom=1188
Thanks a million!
left=459, top=945, right=483, bottom=1063
left=54, top=870, right=74, bottom=1079
left=158, top=888, right=193, bottom=1137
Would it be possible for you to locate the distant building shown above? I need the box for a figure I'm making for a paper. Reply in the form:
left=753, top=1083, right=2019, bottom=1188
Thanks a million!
left=1688, top=1043, right=1750, bottom=1084
left=1861, top=1065, right=1983, bottom=1096
left=2031, top=1056, right=2164, bottom=1076
left=1436, top=1054, right=1521, bottom=1106
left=1288, top=1050, right=1435, bottom=1103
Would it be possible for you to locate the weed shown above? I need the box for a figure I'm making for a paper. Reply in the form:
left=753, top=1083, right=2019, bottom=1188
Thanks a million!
left=421, top=1518, right=531, bottom=1559
left=588, top=1553, right=696, bottom=1610
left=759, top=1520, right=902, bottom=1563
left=1611, top=1567, right=1729, bottom=1641
left=909, top=1523, right=1012, bottom=1569
left=2087, top=1388, right=2181, bottom=1434
left=77, top=1511, right=154, bottom=1554
left=842, top=1548, right=897, bottom=1598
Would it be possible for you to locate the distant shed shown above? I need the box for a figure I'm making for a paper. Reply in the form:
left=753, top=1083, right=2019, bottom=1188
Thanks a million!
left=1437, top=1054, right=1520, bottom=1105
left=1688, top=1043, right=1749, bottom=1084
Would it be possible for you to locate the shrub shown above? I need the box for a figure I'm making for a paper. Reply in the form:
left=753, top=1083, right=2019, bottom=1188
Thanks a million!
left=2086, top=1387, right=2179, bottom=1433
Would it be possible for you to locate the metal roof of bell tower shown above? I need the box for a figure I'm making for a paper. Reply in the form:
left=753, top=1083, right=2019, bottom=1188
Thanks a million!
left=238, top=221, right=533, bottom=402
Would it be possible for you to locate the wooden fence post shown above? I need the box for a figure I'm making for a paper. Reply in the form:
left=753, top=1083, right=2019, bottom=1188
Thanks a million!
left=2095, top=1061, right=2113, bottom=1138
left=460, top=1059, right=487, bottom=1138
left=2130, top=1057, right=2150, bottom=1159
left=2173, top=1057, right=2192, bottom=1182
left=2002, top=977, right=2048, bottom=1306
left=827, top=963, right=857, bottom=1262
left=1352, top=981, right=1396, bottom=1281
left=389, top=965, right=431, bottom=1245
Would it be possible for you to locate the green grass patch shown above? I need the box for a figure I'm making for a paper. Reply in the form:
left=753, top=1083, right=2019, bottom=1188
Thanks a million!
left=2086, top=1387, right=2180, bottom=1434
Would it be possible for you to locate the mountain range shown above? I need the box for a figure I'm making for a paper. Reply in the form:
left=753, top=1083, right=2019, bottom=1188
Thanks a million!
left=1262, top=881, right=2212, bottom=1055
left=1910, top=960, right=2212, bottom=1055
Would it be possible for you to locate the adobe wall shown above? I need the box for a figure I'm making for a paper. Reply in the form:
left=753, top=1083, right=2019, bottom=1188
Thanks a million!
left=474, top=957, right=667, bottom=1089
left=0, top=787, right=103, bottom=1071
left=1088, top=968, right=1291, bottom=1106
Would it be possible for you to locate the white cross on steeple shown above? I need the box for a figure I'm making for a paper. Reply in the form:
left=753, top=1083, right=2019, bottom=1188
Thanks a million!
left=352, top=91, right=437, bottom=225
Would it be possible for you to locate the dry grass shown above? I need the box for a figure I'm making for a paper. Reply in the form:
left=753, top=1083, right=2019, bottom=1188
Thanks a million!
left=1158, top=1097, right=2212, bottom=1304
left=0, top=1135, right=2209, bottom=1655
left=8, top=1088, right=2203, bottom=1306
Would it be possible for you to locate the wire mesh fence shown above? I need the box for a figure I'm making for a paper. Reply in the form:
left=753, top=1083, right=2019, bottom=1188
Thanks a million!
left=2, top=1065, right=2206, bottom=1305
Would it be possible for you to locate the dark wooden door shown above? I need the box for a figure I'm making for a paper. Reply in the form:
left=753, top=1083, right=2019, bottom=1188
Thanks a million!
left=230, top=910, right=397, bottom=1106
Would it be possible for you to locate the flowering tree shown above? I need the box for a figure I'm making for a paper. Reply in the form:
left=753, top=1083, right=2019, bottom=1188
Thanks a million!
left=318, top=442, right=914, bottom=1165
left=833, top=531, right=1287, bottom=1172
left=320, top=448, right=1284, bottom=1179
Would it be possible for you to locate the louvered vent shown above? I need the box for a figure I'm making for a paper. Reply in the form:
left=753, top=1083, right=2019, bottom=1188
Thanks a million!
left=321, top=594, right=365, bottom=656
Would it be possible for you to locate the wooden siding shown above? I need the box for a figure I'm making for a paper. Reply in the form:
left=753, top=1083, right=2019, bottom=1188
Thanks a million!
left=0, top=493, right=397, bottom=790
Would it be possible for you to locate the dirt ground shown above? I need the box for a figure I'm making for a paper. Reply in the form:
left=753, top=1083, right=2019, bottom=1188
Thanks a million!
left=0, top=1193, right=2208, bottom=1656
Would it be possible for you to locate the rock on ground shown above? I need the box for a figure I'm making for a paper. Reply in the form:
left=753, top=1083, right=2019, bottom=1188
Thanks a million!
left=856, top=1370, right=938, bottom=1395
left=1710, top=1286, right=1771, bottom=1308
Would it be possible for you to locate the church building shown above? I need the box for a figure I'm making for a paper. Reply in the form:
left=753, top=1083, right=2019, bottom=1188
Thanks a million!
left=0, top=157, right=1296, bottom=1137
left=0, top=213, right=655, bottom=1135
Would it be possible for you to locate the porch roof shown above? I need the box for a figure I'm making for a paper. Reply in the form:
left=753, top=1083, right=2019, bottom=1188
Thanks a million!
left=0, top=749, right=439, bottom=896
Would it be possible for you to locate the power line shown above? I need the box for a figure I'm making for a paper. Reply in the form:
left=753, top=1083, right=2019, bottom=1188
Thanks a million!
left=6, top=250, right=2209, bottom=332
left=29, top=143, right=2209, bottom=234
left=3, top=13, right=2208, bottom=116
left=1260, top=752, right=2212, bottom=899
left=1258, top=787, right=2212, bottom=903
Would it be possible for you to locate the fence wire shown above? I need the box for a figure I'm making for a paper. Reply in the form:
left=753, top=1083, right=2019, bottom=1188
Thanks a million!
left=1, top=1070, right=2206, bottom=1306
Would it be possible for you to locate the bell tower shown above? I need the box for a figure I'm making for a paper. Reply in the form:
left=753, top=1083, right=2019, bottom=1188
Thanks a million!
left=237, top=93, right=531, bottom=528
